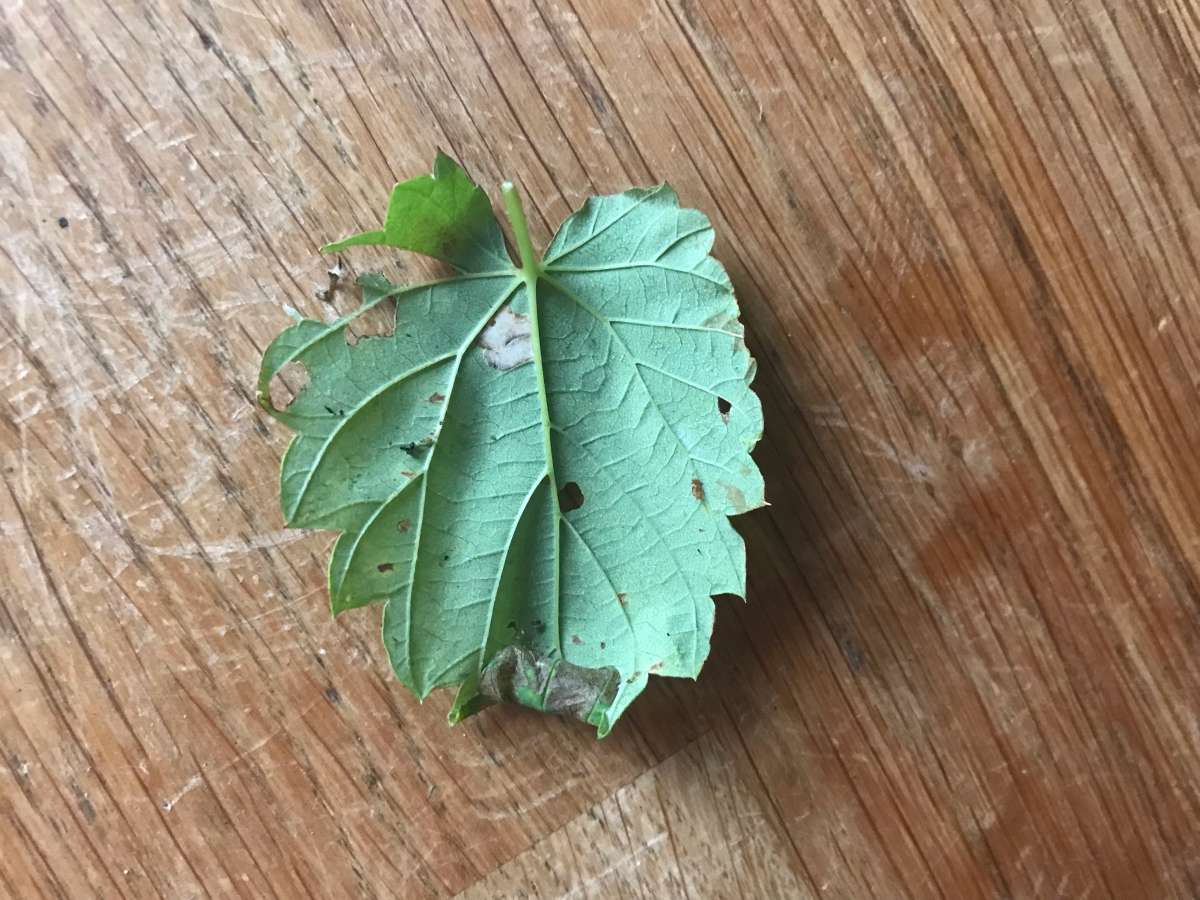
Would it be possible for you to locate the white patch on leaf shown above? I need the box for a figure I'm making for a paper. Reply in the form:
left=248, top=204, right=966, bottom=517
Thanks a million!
left=480, top=306, right=532, bottom=370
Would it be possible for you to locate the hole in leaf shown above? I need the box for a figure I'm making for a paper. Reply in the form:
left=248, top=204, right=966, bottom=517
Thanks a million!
left=559, top=481, right=584, bottom=512
left=717, top=396, right=732, bottom=423
left=377, top=563, right=394, bottom=573
left=344, top=300, right=395, bottom=345
left=267, top=360, right=309, bottom=410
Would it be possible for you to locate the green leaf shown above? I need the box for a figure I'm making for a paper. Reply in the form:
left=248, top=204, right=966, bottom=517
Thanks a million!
left=258, top=155, right=764, bottom=736
left=321, top=153, right=511, bottom=273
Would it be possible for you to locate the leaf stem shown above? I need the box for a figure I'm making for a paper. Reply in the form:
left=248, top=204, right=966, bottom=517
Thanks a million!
left=500, top=181, right=540, bottom=276
left=501, top=179, right=562, bottom=658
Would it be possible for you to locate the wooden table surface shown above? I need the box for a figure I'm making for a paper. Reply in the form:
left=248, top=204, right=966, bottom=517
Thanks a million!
left=4, top=1, right=1200, bottom=897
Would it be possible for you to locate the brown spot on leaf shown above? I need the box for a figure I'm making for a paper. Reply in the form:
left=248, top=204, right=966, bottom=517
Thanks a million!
left=397, top=519, right=411, bottom=533
left=429, top=392, right=445, bottom=403
left=616, top=592, right=627, bottom=606
left=436, top=230, right=471, bottom=262
left=691, top=478, right=705, bottom=502
left=723, top=482, right=747, bottom=511
left=377, top=563, right=394, bottom=573
left=571, top=634, right=583, bottom=645
left=401, top=470, right=416, bottom=478
left=649, top=661, right=664, bottom=673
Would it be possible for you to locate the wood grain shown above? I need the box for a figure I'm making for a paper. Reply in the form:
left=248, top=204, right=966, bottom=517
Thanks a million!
left=3, top=0, right=1199, bottom=897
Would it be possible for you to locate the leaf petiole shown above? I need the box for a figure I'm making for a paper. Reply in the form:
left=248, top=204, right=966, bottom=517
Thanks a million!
left=500, top=181, right=541, bottom=278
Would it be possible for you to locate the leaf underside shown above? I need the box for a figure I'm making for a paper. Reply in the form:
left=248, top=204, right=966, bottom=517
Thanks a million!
left=258, top=154, right=764, bottom=736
